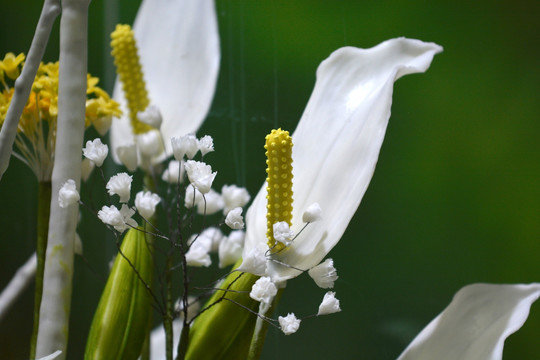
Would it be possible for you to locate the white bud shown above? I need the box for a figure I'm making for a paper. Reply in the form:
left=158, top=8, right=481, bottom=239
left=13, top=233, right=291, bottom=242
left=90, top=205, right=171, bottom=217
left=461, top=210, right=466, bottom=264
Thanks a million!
left=162, top=160, right=184, bottom=184
left=137, top=130, right=163, bottom=158
left=249, top=277, right=277, bottom=304
left=237, top=247, right=267, bottom=276
left=137, top=105, right=162, bottom=129
left=278, top=313, right=301, bottom=335
left=198, top=135, right=214, bottom=156
left=135, top=191, right=161, bottom=219
left=83, top=138, right=108, bottom=167
left=185, top=243, right=212, bottom=267
left=221, top=185, right=250, bottom=214
left=81, top=158, right=95, bottom=182
left=317, top=291, right=341, bottom=316
left=184, top=160, right=216, bottom=194
left=58, top=179, right=79, bottom=208
left=308, top=258, right=338, bottom=289
left=218, top=230, right=245, bottom=268
left=171, top=134, right=198, bottom=160
left=273, top=222, right=294, bottom=246
left=116, top=144, right=138, bottom=172
left=302, top=202, right=322, bottom=223
left=225, top=207, right=244, bottom=230
left=106, top=172, right=133, bottom=203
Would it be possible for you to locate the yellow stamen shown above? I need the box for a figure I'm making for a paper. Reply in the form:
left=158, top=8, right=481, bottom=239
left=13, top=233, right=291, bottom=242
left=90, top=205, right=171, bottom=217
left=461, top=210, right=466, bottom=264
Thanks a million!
left=110, top=24, right=151, bottom=134
left=265, top=128, right=294, bottom=251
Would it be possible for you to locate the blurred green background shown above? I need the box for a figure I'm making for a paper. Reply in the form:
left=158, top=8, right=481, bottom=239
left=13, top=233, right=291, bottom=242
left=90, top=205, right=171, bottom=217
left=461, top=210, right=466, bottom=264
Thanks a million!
left=1, top=0, right=540, bottom=359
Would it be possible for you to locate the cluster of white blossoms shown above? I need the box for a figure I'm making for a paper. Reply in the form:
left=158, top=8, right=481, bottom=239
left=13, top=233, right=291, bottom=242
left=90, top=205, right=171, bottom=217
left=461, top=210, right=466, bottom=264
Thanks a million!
left=239, top=202, right=341, bottom=335
left=185, top=227, right=246, bottom=269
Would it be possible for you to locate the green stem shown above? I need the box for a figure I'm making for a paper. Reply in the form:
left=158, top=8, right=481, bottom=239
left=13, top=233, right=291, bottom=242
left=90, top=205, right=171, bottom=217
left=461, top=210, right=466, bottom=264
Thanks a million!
left=164, top=255, right=174, bottom=360
left=29, top=181, right=51, bottom=360
left=247, top=289, right=283, bottom=360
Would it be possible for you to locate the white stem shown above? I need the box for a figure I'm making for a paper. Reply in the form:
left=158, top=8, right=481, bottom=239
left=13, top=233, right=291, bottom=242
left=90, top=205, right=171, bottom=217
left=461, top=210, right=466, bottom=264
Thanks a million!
left=0, top=0, right=60, bottom=181
left=0, top=253, right=37, bottom=322
left=35, top=0, right=90, bottom=358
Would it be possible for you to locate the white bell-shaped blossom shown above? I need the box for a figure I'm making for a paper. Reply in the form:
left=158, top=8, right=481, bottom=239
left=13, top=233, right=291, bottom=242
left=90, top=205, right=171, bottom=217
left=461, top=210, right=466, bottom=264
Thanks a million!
left=135, top=191, right=161, bottom=219
left=106, top=172, right=133, bottom=203
left=225, top=207, right=244, bottom=230
left=236, top=246, right=267, bottom=276
left=58, top=179, right=79, bottom=208
left=221, top=184, right=250, bottom=214
left=162, top=160, right=184, bottom=184
left=137, top=104, right=162, bottom=129
left=110, top=0, right=220, bottom=162
left=308, top=258, right=338, bottom=289
left=302, top=202, right=322, bottom=223
left=185, top=184, right=204, bottom=209
left=272, top=222, right=294, bottom=246
left=198, top=135, right=214, bottom=156
left=80, top=158, right=95, bottom=182
left=218, top=230, right=245, bottom=268
left=196, top=189, right=224, bottom=215
left=184, top=160, right=216, bottom=194
left=198, top=227, right=223, bottom=252
left=185, top=242, right=211, bottom=267
left=82, top=138, right=108, bottom=167
left=398, top=283, right=540, bottom=360
left=278, top=313, right=301, bottom=335
left=172, top=134, right=199, bottom=160
left=249, top=276, right=277, bottom=304
left=137, top=129, right=163, bottom=159
left=317, top=291, right=341, bottom=316
left=241, top=38, right=442, bottom=283
left=116, top=144, right=138, bottom=172
left=97, top=204, right=137, bottom=233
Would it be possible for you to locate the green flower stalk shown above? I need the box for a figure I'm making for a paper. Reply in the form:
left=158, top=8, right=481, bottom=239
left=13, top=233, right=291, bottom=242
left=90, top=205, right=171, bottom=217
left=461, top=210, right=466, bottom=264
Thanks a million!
left=85, top=227, right=154, bottom=360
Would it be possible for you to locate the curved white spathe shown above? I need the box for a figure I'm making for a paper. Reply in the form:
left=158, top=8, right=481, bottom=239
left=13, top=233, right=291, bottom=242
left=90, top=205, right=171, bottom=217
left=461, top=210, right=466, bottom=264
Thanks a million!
left=111, top=0, right=220, bottom=162
left=398, top=283, right=540, bottom=360
left=241, top=38, right=443, bottom=282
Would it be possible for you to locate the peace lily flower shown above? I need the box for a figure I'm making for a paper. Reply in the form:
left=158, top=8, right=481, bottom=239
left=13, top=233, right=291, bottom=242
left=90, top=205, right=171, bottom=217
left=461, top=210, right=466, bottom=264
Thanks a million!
left=110, top=0, right=220, bottom=163
left=240, top=38, right=443, bottom=283
left=398, top=283, right=540, bottom=360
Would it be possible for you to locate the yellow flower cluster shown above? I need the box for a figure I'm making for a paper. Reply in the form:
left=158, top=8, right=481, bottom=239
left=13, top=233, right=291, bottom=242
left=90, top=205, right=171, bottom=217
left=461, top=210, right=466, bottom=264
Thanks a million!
left=265, top=128, right=294, bottom=251
left=0, top=52, right=122, bottom=181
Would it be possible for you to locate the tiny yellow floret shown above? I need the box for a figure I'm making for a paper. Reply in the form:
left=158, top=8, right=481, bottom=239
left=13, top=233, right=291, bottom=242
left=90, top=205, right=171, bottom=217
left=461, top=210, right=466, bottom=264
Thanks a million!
left=265, top=128, right=294, bottom=251
left=110, top=24, right=152, bottom=134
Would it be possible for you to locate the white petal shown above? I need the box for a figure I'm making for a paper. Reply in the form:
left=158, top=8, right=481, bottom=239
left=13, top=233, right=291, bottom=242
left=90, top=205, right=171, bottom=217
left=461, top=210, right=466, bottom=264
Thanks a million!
left=243, top=38, right=442, bottom=282
left=398, top=283, right=540, bottom=360
left=110, top=0, right=220, bottom=162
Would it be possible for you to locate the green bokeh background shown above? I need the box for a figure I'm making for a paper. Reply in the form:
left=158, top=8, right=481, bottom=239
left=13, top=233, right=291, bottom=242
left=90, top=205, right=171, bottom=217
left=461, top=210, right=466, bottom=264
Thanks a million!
left=1, top=0, right=540, bottom=359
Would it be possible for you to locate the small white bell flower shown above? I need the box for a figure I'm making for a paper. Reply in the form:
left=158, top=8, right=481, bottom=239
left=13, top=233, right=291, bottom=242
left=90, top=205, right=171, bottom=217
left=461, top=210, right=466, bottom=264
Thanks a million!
left=171, top=134, right=199, bottom=160
left=162, top=160, right=184, bottom=184
left=237, top=246, right=267, bottom=276
left=98, top=204, right=136, bottom=233
left=137, top=104, right=162, bottom=129
left=116, top=144, right=138, bottom=172
left=58, top=179, right=79, bottom=208
left=221, top=184, right=250, bottom=214
left=82, top=138, right=109, bottom=167
left=196, top=189, right=224, bottom=215
left=273, top=222, right=294, bottom=246
left=218, top=230, right=245, bottom=268
left=302, top=202, right=322, bottom=223
left=308, top=258, right=339, bottom=289
left=317, top=291, right=341, bottom=316
left=249, top=276, right=277, bottom=304
left=81, top=158, right=95, bottom=182
left=135, top=191, right=161, bottom=219
left=106, top=172, right=133, bottom=203
left=225, top=207, right=244, bottom=230
left=185, top=184, right=204, bottom=209
left=137, top=129, right=163, bottom=159
left=184, top=160, right=216, bottom=194
left=185, top=243, right=212, bottom=267
left=198, top=135, right=214, bottom=156
left=278, top=313, right=301, bottom=335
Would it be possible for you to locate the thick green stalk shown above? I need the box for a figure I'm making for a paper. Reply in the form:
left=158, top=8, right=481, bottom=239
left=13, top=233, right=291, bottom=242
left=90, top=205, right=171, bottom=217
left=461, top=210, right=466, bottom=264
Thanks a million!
left=29, top=181, right=52, bottom=359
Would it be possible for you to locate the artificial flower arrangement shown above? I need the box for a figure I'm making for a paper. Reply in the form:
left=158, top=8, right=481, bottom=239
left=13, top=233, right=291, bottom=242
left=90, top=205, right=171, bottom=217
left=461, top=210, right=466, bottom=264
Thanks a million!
left=0, top=1, right=538, bottom=360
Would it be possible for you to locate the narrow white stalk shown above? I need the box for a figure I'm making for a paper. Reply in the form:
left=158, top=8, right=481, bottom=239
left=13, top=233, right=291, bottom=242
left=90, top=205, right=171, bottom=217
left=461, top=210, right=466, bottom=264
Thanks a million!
left=35, top=0, right=90, bottom=358
left=0, top=0, right=60, bottom=180
left=0, top=253, right=37, bottom=322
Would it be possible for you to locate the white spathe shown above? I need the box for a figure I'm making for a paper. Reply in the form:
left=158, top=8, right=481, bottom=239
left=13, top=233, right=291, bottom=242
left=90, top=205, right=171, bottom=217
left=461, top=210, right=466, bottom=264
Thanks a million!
left=110, top=0, right=220, bottom=162
left=241, top=38, right=442, bottom=282
left=398, top=283, right=540, bottom=360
